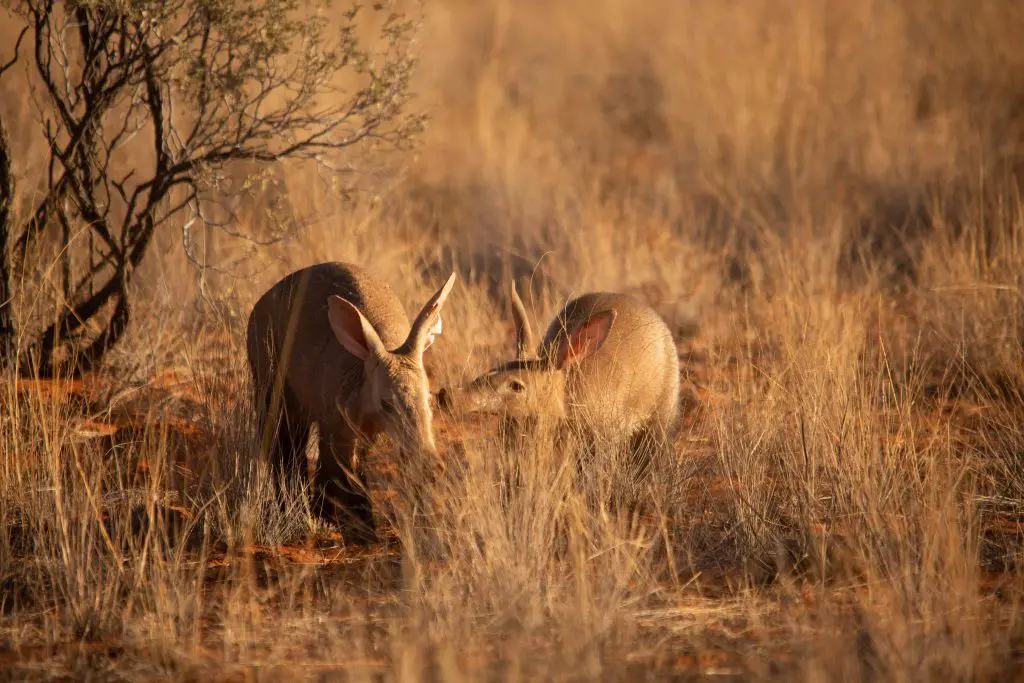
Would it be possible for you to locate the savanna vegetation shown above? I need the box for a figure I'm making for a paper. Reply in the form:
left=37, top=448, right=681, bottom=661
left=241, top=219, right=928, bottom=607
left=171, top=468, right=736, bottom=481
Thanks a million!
left=1, top=0, right=1022, bottom=680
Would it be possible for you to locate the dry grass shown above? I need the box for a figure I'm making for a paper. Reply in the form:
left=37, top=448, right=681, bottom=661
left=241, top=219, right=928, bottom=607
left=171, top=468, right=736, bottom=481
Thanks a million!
left=3, top=0, right=1024, bottom=679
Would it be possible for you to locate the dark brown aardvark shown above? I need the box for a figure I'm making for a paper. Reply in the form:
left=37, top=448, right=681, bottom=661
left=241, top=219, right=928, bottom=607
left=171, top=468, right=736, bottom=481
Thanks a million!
left=247, top=262, right=456, bottom=545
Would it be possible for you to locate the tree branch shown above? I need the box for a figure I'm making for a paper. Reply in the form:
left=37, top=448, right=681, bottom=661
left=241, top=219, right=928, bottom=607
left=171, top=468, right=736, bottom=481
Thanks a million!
left=0, top=25, right=29, bottom=79
left=0, top=114, right=16, bottom=363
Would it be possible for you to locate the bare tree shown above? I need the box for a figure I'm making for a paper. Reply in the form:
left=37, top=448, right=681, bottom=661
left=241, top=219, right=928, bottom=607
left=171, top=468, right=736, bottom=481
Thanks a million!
left=0, top=0, right=424, bottom=376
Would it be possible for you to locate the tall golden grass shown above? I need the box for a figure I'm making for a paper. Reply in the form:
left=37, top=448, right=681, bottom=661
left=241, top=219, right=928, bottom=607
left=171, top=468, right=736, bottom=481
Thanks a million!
left=2, top=0, right=1023, bottom=679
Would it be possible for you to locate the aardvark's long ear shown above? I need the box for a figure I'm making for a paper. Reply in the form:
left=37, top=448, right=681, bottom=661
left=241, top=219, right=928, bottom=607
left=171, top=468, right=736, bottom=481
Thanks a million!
left=552, top=310, right=616, bottom=370
left=328, top=295, right=389, bottom=361
left=403, top=271, right=458, bottom=356
left=509, top=280, right=537, bottom=360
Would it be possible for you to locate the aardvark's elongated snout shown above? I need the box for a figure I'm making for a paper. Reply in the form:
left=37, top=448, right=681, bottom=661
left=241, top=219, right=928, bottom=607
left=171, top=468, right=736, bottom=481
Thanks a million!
left=391, top=414, right=438, bottom=460
left=433, top=382, right=503, bottom=416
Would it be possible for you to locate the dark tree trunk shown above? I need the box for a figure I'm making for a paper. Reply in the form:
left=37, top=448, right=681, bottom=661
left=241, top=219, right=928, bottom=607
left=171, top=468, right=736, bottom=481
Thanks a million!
left=0, top=116, right=15, bottom=366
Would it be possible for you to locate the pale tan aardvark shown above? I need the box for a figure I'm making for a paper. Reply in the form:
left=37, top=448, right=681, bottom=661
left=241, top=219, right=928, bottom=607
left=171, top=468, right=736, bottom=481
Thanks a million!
left=439, top=283, right=680, bottom=466
left=246, top=262, right=457, bottom=545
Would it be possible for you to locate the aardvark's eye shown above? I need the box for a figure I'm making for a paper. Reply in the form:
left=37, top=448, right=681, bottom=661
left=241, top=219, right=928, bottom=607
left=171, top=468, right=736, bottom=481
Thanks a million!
left=380, top=399, right=396, bottom=415
left=508, top=379, right=526, bottom=394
